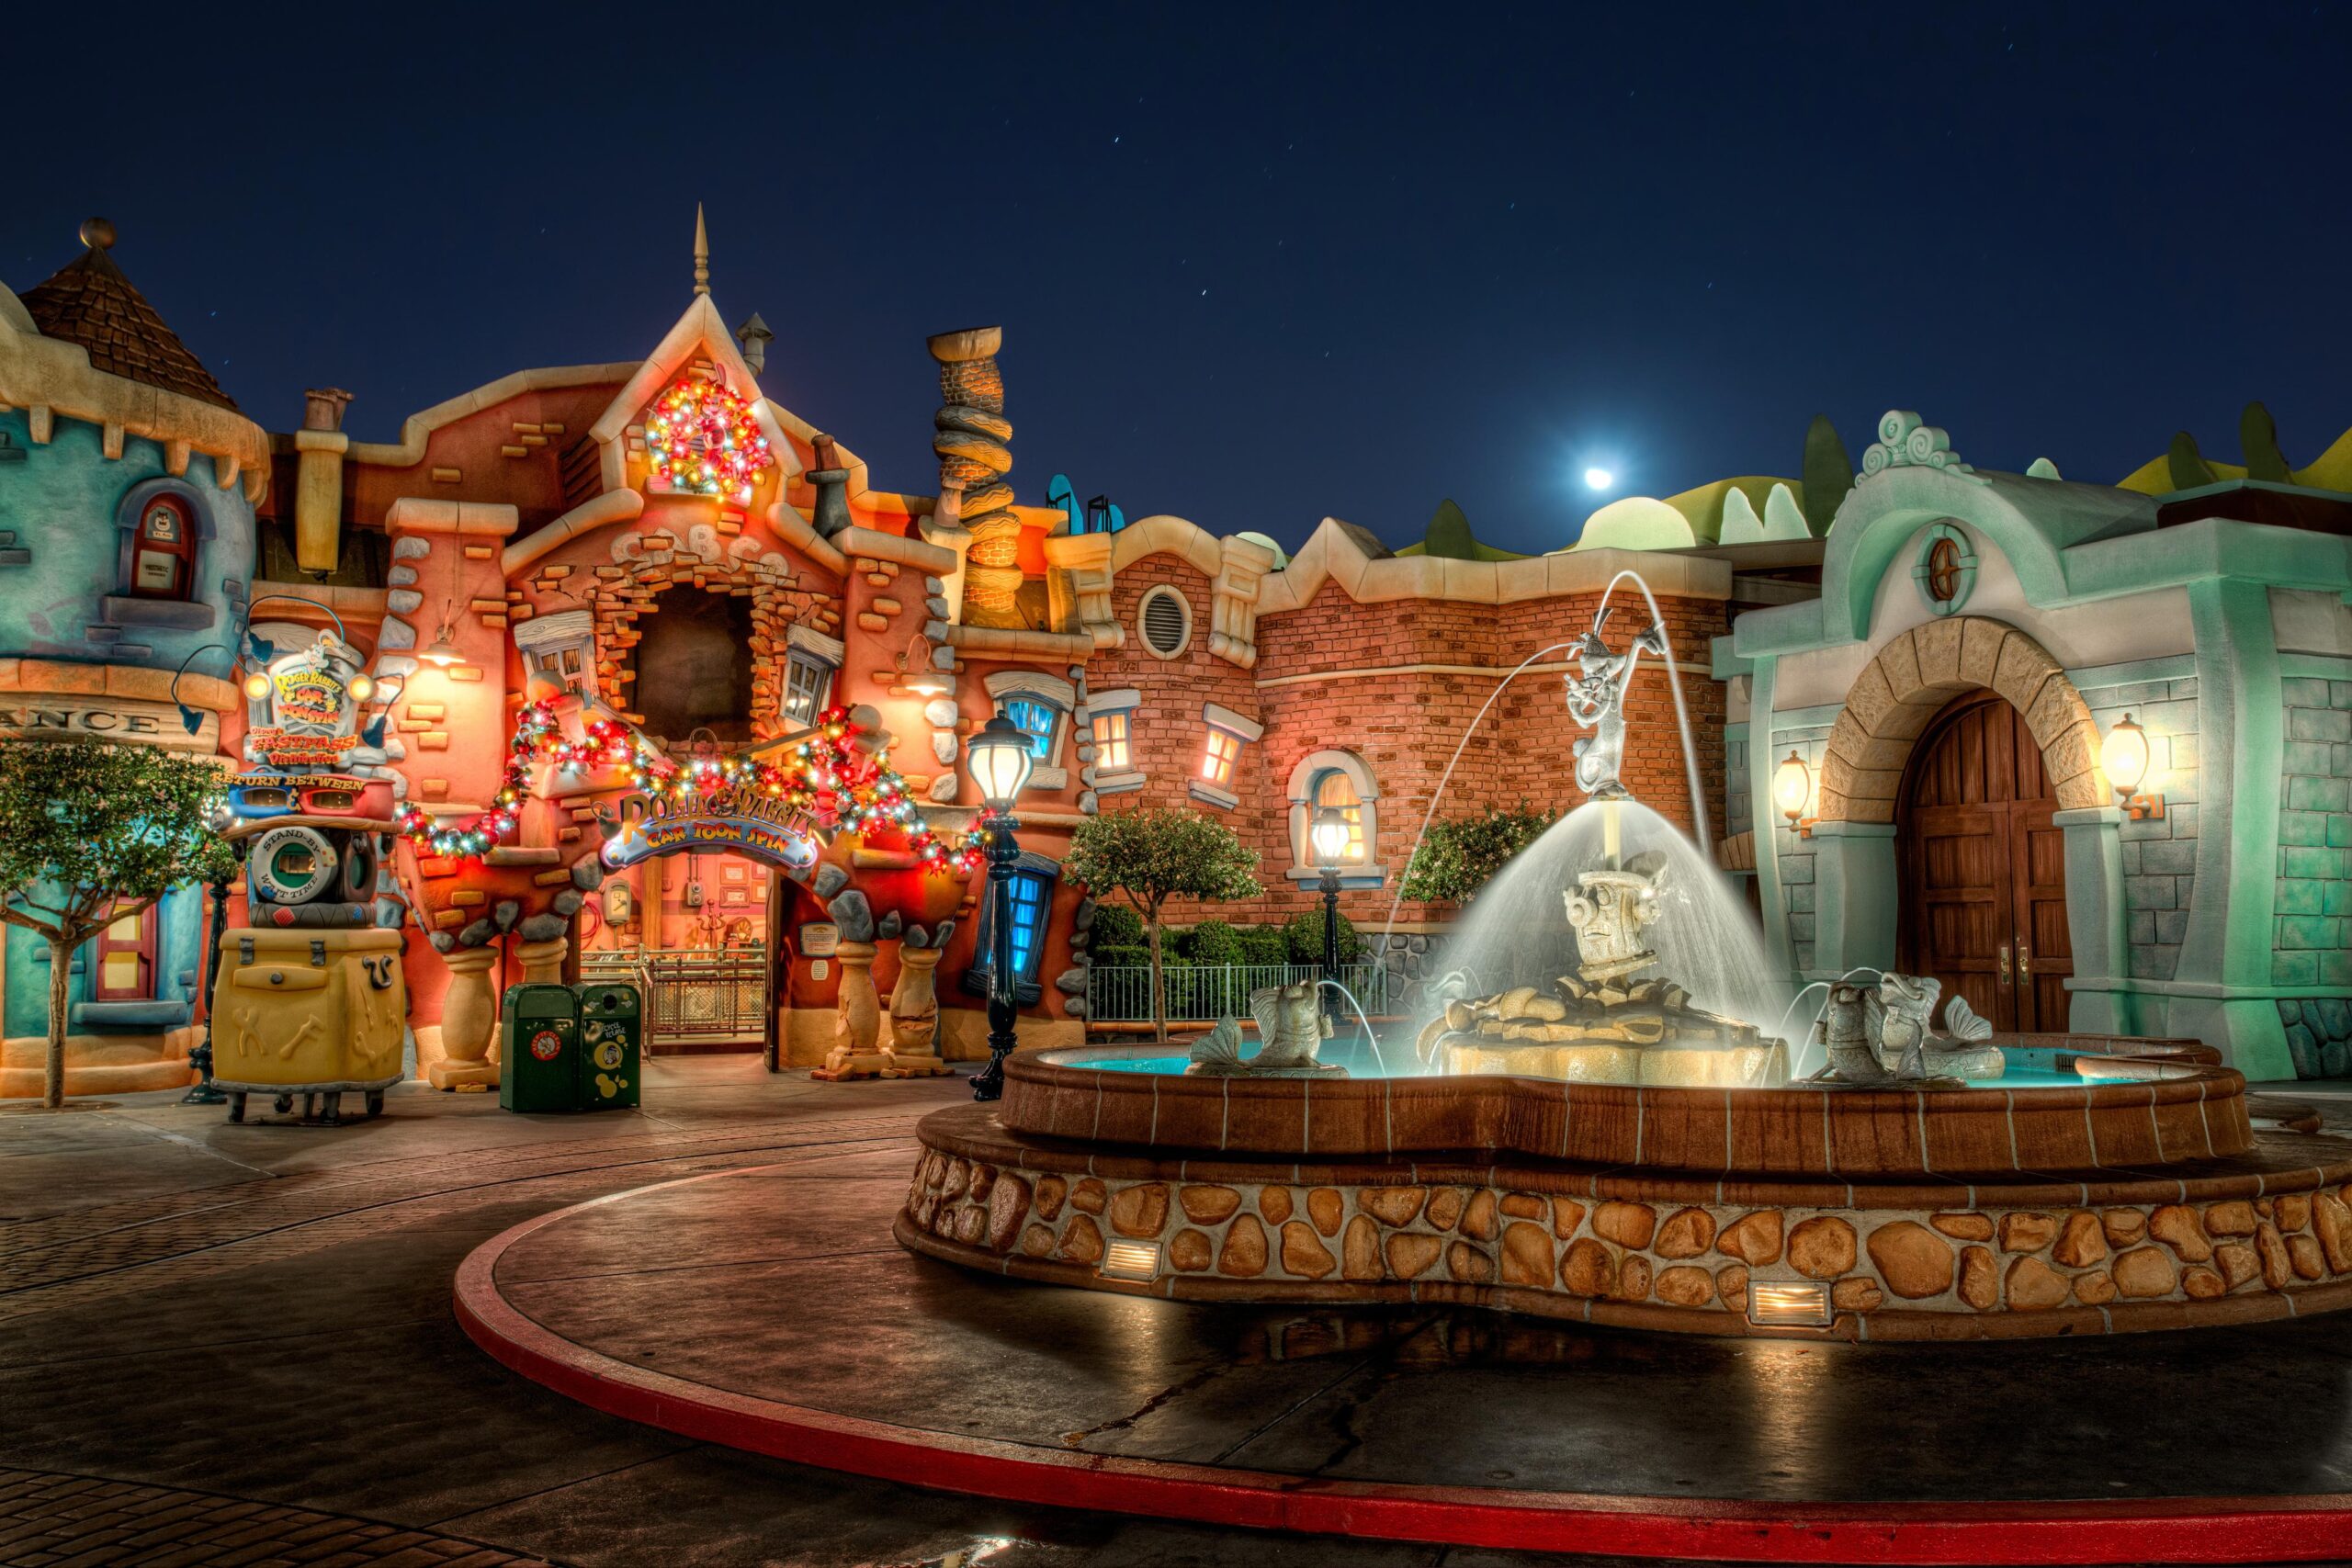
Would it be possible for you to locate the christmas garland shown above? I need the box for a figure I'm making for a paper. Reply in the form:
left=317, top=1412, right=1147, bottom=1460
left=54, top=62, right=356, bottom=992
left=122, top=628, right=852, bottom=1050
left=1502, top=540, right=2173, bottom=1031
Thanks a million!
left=396, top=703, right=978, bottom=874
left=644, top=376, right=773, bottom=503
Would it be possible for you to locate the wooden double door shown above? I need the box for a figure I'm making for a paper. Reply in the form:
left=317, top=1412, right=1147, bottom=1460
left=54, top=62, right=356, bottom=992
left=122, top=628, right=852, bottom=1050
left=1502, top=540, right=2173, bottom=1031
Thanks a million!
left=1897, top=693, right=2074, bottom=1031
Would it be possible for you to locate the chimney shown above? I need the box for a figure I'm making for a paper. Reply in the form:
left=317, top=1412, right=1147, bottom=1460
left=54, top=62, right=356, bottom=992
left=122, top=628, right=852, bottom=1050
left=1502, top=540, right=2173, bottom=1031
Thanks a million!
left=806, top=432, right=853, bottom=541
left=294, top=388, right=354, bottom=573
left=736, top=313, right=773, bottom=376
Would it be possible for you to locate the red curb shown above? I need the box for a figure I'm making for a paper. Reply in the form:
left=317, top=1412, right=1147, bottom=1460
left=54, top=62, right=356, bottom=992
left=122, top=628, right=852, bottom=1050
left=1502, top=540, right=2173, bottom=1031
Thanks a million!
left=453, top=1165, right=2352, bottom=1565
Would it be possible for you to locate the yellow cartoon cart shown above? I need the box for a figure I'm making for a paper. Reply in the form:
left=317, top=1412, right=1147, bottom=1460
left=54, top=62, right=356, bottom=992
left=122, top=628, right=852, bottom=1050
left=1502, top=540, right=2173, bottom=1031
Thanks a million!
left=211, top=926, right=407, bottom=1123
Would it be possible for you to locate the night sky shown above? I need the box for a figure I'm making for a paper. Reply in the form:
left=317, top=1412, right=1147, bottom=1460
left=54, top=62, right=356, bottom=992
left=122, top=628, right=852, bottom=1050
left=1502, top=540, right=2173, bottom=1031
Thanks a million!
left=8, top=5, right=2348, bottom=556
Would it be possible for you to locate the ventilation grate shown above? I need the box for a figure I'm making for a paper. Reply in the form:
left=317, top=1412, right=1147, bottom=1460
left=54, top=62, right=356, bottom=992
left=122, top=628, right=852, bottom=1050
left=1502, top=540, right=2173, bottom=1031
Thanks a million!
left=1139, top=587, right=1189, bottom=656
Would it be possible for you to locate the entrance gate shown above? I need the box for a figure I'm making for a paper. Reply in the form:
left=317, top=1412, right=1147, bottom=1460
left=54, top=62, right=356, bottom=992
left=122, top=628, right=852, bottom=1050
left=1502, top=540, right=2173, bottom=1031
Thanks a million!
left=582, top=945, right=770, bottom=1053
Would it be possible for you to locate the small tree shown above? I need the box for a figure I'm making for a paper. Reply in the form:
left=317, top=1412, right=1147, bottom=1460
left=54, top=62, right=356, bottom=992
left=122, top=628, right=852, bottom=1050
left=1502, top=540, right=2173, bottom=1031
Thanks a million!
left=0, top=738, right=235, bottom=1108
left=1799, top=414, right=1855, bottom=536
left=1065, top=807, right=1261, bottom=1043
left=1398, top=802, right=1558, bottom=905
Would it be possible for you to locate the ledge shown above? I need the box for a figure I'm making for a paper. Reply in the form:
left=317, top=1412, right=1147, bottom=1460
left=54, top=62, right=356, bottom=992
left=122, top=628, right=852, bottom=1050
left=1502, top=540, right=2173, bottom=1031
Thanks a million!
left=70, top=999, right=194, bottom=1031
left=100, top=596, right=218, bottom=631
left=944, top=625, right=1096, bottom=659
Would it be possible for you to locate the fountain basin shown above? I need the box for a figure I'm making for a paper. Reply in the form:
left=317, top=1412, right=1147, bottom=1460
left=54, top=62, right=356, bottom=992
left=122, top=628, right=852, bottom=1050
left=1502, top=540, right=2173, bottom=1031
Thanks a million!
left=899, top=1037, right=2352, bottom=1339
left=997, top=1037, right=2249, bottom=1178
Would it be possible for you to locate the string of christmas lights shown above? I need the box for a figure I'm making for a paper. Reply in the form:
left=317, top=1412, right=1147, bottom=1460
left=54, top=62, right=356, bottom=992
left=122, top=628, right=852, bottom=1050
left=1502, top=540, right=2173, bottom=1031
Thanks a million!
left=644, top=377, right=773, bottom=503
left=395, top=702, right=978, bottom=875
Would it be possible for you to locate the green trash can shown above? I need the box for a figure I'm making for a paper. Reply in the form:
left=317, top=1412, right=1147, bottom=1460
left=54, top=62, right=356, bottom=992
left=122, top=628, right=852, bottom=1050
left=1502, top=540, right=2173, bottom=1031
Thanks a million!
left=500, top=984, right=580, bottom=1113
left=572, top=982, right=641, bottom=1110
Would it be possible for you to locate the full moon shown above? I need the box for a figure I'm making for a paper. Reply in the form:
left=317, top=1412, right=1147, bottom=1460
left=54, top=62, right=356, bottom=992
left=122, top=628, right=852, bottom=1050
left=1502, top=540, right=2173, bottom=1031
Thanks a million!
left=1583, top=467, right=1614, bottom=491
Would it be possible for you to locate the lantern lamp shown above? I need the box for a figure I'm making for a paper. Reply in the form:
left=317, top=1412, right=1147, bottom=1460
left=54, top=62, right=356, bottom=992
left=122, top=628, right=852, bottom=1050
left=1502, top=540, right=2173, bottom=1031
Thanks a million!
left=967, top=713, right=1035, bottom=816
left=2101, top=714, right=2163, bottom=819
left=1310, top=805, right=1354, bottom=865
left=1773, top=750, right=1815, bottom=837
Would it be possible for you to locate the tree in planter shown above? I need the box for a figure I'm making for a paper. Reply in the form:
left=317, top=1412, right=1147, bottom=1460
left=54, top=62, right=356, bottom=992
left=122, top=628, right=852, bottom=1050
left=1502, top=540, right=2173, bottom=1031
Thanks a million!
left=0, top=737, right=235, bottom=1108
left=1065, top=807, right=1261, bottom=1043
left=1398, top=802, right=1558, bottom=905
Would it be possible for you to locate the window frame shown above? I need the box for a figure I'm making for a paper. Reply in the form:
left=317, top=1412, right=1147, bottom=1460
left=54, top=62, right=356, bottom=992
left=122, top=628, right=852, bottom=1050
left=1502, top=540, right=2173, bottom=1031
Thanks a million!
left=1002, top=696, right=1062, bottom=761
left=1284, top=748, right=1383, bottom=884
left=93, top=899, right=157, bottom=1002
left=130, top=494, right=197, bottom=599
left=960, top=850, right=1061, bottom=1004
left=1090, top=707, right=1131, bottom=770
left=782, top=648, right=837, bottom=727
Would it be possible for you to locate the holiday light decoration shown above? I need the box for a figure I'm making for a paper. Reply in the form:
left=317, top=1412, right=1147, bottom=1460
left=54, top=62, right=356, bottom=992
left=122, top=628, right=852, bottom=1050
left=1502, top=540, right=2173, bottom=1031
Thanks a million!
left=643, top=375, right=773, bottom=502
left=396, top=703, right=978, bottom=876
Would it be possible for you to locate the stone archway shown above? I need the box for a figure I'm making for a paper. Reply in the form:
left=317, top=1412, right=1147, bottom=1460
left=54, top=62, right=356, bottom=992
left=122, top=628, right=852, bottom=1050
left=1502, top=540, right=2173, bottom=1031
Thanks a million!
left=1816, top=616, right=2104, bottom=825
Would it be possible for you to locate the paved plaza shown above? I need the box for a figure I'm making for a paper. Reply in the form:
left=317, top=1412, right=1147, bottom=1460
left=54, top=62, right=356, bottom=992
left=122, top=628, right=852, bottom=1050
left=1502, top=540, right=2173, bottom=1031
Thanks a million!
left=6, top=1060, right=2351, bottom=1566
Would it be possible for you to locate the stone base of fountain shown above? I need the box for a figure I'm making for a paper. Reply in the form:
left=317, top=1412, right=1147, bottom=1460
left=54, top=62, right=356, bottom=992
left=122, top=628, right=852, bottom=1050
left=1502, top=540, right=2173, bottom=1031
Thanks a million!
left=1418, top=979, right=1788, bottom=1088
left=897, top=1036, right=2352, bottom=1339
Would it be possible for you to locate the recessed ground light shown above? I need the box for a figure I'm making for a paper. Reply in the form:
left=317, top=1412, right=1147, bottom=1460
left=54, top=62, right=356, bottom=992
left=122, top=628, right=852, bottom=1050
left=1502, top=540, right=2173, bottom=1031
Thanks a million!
left=1100, top=1240, right=1160, bottom=1281
left=1747, top=1280, right=1832, bottom=1328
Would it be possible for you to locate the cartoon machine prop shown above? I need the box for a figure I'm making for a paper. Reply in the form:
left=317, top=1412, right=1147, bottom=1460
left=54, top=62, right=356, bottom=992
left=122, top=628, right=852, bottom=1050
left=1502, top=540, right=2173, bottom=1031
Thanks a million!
left=206, top=631, right=409, bottom=1123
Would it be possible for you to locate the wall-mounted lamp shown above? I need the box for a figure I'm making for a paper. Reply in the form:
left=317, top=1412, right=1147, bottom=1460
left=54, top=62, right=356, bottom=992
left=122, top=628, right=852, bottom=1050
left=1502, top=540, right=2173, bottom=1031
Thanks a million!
left=1772, top=750, right=1815, bottom=838
left=893, top=631, right=951, bottom=697
left=418, top=628, right=464, bottom=668
left=2101, top=714, right=2164, bottom=820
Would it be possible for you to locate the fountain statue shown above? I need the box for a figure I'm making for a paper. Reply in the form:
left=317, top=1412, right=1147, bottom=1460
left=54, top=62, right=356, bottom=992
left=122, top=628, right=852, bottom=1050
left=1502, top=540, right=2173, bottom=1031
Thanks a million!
left=1412, top=599, right=1790, bottom=1087
left=1811, top=974, right=2004, bottom=1087
left=1188, top=980, right=1346, bottom=1077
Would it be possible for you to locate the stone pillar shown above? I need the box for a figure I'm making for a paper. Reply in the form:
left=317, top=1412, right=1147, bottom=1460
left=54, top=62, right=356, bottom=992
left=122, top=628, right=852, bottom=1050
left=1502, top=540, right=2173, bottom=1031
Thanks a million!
left=1807, top=822, right=1897, bottom=980
left=884, top=943, right=950, bottom=1077
left=813, top=941, right=916, bottom=1081
left=2055, top=806, right=2133, bottom=1034
left=428, top=946, right=501, bottom=1089
left=515, top=936, right=568, bottom=987
left=293, top=389, right=352, bottom=575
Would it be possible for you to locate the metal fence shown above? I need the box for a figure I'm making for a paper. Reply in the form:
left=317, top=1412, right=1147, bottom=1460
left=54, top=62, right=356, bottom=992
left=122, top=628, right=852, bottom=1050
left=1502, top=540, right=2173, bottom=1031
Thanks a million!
left=582, top=944, right=769, bottom=1051
left=1085, top=963, right=1389, bottom=1024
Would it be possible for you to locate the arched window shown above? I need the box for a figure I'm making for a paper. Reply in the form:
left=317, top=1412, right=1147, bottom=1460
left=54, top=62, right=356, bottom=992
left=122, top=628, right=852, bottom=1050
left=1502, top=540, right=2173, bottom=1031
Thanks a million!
left=130, top=494, right=195, bottom=598
left=1284, top=749, right=1381, bottom=881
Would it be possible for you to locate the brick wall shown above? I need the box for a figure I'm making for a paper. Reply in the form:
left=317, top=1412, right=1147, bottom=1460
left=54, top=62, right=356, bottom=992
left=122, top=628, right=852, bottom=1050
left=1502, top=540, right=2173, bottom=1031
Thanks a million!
left=1086, top=562, right=1728, bottom=933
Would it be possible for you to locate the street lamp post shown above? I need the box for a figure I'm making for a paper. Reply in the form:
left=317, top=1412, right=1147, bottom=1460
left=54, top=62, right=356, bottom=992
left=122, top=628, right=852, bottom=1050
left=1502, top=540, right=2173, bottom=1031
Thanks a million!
left=1310, top=806, right=1353, bottom=1022
left=965, top=714, right=1035, bottom=1102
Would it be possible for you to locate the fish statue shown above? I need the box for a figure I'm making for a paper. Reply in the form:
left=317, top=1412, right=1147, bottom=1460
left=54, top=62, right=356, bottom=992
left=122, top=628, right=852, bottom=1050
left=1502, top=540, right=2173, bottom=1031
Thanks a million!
left=1185, top=981, right=1343, bottom=1077
left=1812, top=974, right=2005, bottom=1086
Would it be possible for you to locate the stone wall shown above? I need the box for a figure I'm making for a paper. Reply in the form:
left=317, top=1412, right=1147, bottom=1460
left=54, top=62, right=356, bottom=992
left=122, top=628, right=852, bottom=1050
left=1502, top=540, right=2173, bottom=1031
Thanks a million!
left=2077, top=672, right=2200, bottom=982
left=1762, top=712, right=1837, bottom=974
left=904, top=1146, right=2352, bottom=1340
left=2276, top=671, right=2352, bottom=1077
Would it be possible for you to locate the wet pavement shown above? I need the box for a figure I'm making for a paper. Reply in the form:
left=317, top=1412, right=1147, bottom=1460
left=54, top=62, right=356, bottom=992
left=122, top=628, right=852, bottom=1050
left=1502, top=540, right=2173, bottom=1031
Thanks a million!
left=5, top=1060, right=2351, bottom=1567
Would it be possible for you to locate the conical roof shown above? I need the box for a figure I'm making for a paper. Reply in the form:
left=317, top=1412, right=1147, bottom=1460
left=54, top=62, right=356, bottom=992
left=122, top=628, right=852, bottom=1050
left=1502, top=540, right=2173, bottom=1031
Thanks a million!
left=19, top=220, right=238, bottom=411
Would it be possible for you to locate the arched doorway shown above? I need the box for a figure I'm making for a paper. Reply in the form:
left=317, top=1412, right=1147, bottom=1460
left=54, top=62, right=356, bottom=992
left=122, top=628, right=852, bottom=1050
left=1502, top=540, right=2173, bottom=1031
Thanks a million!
left=1897, top=692, right=2073, bottom=1030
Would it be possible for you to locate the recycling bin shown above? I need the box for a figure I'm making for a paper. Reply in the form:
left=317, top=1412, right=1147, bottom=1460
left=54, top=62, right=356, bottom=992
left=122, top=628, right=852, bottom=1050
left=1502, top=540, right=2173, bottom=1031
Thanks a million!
left=572, top=982, right=641, bottom=1110
left=501, top=984, right=582, bottom=1112
left=499, top=982, right=641, bottom=1112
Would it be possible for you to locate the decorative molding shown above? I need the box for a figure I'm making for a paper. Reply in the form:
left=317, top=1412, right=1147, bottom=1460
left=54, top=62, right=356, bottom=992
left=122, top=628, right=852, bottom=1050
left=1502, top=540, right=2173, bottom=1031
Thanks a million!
left=983, top=669, right=1077, bottom=709
left=1201, top=702, right=1263, bottom=741
left=1087, top=687, right=1141, bottom=713
left=1859, top=409, right=1985, bottom=486
left=787, top=622, right=846, bottom=666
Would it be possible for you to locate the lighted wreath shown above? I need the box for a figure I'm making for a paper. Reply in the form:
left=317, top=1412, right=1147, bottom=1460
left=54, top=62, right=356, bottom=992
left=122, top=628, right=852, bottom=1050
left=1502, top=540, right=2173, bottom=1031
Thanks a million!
left=396, top=703, right=978, bottom=876
left=644, top=375, right=773, bottom=503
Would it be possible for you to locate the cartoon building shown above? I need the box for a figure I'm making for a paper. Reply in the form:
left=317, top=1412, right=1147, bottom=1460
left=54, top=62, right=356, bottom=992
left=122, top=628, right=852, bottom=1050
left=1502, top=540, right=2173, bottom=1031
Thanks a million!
left=2, top=216, right=2346, bottom=1096
left=0, top=221, right=266, bottom=1097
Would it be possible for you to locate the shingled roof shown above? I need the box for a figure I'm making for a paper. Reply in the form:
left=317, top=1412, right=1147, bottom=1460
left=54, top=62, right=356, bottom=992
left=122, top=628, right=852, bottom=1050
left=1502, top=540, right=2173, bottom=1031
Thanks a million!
left=19, top=222, right=238, bottom=412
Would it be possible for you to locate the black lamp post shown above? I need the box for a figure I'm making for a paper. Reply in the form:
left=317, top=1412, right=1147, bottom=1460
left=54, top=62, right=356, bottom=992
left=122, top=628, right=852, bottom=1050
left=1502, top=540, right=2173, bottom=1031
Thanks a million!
left=181, top=871, right=233, bottom=1106
left=965, top=713, right=1035, bottom=1102
left=1309, top=805, right=1353, bottom=1021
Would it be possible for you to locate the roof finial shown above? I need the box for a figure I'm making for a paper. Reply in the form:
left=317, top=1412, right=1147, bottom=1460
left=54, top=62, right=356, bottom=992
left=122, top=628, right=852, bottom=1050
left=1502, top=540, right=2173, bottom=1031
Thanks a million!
left=79, top=218, right=117, bottom=252
left=693, top=203, right=709, bottom=297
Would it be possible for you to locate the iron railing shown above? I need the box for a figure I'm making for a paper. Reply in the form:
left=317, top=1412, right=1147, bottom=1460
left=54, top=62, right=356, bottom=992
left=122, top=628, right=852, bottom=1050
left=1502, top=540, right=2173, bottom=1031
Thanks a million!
left=582, top=944, right=769, bottom=1052
left=1085, top=963, right=1389, bottom=1024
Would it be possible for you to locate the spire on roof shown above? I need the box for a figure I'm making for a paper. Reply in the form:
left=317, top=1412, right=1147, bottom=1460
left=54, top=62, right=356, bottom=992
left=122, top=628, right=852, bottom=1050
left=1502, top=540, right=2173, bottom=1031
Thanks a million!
left=18, top=218, right=238, bottom=412
left=693, top=203, right=710, bottom=297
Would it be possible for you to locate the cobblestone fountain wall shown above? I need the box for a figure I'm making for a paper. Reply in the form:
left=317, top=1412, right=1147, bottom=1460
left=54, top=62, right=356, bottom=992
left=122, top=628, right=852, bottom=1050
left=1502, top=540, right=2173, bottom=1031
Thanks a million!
left=903, top=1143, right=2352, bottom=1340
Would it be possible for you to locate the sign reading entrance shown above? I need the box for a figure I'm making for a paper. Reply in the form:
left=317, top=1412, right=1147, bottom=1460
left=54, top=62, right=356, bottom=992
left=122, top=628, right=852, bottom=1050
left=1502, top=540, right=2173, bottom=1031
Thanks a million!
left=600, top=812, right=822, bottom=874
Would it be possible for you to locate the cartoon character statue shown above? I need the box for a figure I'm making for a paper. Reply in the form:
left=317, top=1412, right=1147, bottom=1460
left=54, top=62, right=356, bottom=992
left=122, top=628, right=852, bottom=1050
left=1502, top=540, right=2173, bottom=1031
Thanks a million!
left=1188, top=981, right=1342, bottom=1077
left=1562, top=607, right=1666, bottom=800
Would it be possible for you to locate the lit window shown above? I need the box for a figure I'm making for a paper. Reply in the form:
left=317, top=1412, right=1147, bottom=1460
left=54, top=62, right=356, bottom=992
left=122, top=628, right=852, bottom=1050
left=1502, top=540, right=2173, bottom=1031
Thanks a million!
left=1004, top=698, right=1059, bottom=760
left=783, top=650, right=836, bottom=726
left=965, top=854, right=1060, bottom=1002
left=531, top=643, right=590, bottom=694
left=1311, top=769, right=1364, bottom=864
left=1202, top=728, right=1240, bottom=785
left=1091, top=709, right=1130, bottom=769
left=94, top=901, right=156, bottom=1000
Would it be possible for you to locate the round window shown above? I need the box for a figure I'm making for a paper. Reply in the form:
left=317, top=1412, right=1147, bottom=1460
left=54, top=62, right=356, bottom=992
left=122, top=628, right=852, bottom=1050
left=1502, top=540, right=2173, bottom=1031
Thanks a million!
left=1137, top=585, right=1192, bottom=659
left=250, top=826, right=335, bottom=906
left=1911, top=523, right=1977, bottom=615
